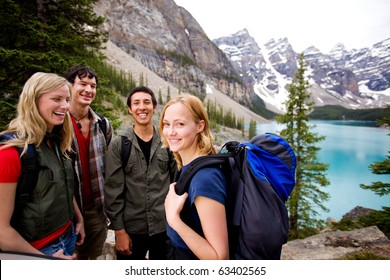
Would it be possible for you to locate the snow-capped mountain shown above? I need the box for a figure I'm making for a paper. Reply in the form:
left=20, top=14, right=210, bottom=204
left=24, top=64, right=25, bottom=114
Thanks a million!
left=214, top=29, right=390, bottom=112
left=95, top=0, right=388, bottom=115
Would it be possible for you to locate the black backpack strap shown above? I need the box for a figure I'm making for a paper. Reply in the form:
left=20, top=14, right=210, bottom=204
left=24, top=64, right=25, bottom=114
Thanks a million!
left=121, top=135, right=132, bottom=172
left=18, top=144, right=40, bottom=204
left=175, top=154, right=231, bottom=195
left=95, top=112, right=107, bottom=137
left=0, top=133, right=39, bottom=204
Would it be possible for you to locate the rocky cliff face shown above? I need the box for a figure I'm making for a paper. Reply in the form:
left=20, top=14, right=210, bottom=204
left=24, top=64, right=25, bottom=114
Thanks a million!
left=94, top=0, right=247, bottom=104
left=214, top=29, right=390, bottom=112
left=94, top=0, right=389, bottom=114
left=331, top=40, right=390, bottom=92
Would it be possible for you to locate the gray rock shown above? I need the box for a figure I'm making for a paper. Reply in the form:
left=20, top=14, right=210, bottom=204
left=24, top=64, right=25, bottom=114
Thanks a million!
left=342, top=206, right=374, bottom=221
left=281, top=226, right=390, bottom=260
left=97, top=230, right=116, bottom=260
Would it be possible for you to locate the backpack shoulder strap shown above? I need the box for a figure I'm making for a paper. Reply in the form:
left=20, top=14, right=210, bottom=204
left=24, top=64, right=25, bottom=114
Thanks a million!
left=174, top=139, right=242, bottom=196
left=95, top=112, right=107, bottom=136
left=18, top=144, right=39, bottom=204
left=95, top=111, right=113, bottom=146
left=0, top=133, right=39, bottom=204
left=175, top=153, right=231, bottom=195
left=121, top=135, right=132, bottom=172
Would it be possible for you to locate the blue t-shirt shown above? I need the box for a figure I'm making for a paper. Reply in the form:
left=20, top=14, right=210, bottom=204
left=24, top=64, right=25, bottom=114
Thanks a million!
left=167, top=165, right=227, bottom=250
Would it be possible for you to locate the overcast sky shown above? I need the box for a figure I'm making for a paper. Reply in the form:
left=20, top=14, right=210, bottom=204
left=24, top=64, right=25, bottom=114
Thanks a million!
left=174, top=0, right=390, bottom=53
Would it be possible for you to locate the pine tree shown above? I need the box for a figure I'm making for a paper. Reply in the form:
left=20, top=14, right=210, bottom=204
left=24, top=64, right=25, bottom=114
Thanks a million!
left=248, top=119, right=257, bottom=139
left=276, top=53, right=330, bottom=239
left=166, top=86, right=171, bottom=103
left=0, top=0, right=107, bottom=130
left=360, top=111, right=390, bottom=196
left=158, top=89, right=163, bottom=105
left=138, top=73, right=145, bottom=86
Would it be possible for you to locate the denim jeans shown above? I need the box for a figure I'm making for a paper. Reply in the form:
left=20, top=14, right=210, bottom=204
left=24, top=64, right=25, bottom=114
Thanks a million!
left=39, top=224, right=77, bottom=256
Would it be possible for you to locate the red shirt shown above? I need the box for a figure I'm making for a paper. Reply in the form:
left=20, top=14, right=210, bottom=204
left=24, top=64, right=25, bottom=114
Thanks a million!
left=30, top=220, right=72, bottom=249
left=71, top=117, right=94, bottom=210
left=0, top=145, right=71, bottom=249
left=0, top=146, right=21, bottom=183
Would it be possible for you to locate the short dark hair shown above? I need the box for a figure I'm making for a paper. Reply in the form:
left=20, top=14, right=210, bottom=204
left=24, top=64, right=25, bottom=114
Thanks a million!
left=65, top=64, right=98, bottom=85
left=126, top=86, right=157, bottom=107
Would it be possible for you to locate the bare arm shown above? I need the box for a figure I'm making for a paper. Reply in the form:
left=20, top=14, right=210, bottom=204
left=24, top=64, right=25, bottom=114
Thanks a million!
left=0, top=182, right=44, bottom=255
left=0, top=182, right=77, bottom=260
left=165, top=184, right=229, bottom=260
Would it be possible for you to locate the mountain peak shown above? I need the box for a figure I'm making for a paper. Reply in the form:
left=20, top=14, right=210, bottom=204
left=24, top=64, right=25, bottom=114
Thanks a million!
left=303, top=46, right=321, bottom=54
left=95, top=0, right=390, bottom=114
left=265, top=37, right=289, bottom=46
left=214, top=31, right=390, bottom=112
left=330, top=43, right=347, bottom=53
left=235, top=28, right=249, bottom=36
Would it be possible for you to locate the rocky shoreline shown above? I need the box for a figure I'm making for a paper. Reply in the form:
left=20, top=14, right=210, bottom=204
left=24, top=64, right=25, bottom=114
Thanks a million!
left=98, top=206, right=390, bottom=260
left=281, top=225, right=390, bottom=260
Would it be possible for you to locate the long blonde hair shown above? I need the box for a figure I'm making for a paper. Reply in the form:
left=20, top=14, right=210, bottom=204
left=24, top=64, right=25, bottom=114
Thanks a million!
left=159, top=94, right=216, bottom=169
left=0, top=72, right=73, bottom=156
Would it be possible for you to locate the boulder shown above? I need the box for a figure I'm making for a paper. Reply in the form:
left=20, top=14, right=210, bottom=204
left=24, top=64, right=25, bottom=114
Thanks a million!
left=281, top=226, right=390, bottom=260
left=97, top=230, right=116, bottom=260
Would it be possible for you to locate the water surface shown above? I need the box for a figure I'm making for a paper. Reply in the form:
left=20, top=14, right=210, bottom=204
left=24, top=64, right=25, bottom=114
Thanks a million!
left=257, top=120, right=390, bottom=220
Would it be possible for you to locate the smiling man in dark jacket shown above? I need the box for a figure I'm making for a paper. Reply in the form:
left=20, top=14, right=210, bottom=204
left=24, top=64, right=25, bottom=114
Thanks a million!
left=104, top=86, right=176, bottom=260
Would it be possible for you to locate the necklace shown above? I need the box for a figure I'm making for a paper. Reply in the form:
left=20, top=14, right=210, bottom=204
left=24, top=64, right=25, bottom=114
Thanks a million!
left=70, top=112, right=89, bottom=129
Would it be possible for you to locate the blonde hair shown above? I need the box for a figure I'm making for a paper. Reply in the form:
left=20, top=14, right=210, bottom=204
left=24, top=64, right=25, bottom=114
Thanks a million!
left=159, top=94, right=216, bottom=169
left=0, top=72, right=73, bottom=156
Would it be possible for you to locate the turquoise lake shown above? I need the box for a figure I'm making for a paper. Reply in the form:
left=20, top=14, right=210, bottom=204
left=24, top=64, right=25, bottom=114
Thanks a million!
left=257, top=120, right=390, bottom=220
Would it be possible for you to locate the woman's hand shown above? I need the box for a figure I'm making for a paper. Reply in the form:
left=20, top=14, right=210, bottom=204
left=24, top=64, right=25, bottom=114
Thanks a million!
left=164, top=183, right=188, bottom=229
left=72, top=197, right=85, bottom=246
left=51, top=249, right=77, bottom=260
left=74, top=220, right=85, bottom=246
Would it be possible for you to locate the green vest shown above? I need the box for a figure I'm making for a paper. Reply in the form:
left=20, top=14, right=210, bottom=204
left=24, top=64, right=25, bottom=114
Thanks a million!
left=12, top=142, right=75, bottom=242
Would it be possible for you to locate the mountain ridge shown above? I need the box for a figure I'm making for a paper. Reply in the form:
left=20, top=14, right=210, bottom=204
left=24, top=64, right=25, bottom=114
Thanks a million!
left=213, top=29, right=390, bottom=112
left=102, top=40, right=268, bottom=125
left=94, top=0, right=390, bottom=116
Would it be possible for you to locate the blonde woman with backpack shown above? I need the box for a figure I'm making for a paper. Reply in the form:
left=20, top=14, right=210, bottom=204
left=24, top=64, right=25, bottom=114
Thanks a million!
left=159, top=94, right=229, bottom=260
left=0, top=72, right=84, bottom=259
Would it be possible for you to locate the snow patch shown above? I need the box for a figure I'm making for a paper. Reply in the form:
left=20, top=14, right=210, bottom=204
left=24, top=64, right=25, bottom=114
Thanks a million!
left=206, top=84, right=213, bottom=94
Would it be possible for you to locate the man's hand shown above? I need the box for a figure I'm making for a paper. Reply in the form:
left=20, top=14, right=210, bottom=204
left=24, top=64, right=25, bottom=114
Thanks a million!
left=115, top=229, right=132, bottom=255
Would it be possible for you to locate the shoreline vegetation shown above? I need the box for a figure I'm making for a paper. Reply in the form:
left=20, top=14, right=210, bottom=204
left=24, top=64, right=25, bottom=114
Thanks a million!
left=309, top=105, right=390, bottom=122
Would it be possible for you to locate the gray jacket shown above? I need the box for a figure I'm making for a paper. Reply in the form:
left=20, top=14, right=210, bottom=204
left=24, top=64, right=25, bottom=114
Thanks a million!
left=104, top=127, right=177, bottom=235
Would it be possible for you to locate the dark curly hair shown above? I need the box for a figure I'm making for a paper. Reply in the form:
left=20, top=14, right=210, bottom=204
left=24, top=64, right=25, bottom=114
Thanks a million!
left=64, top=64, right=99, bottom=85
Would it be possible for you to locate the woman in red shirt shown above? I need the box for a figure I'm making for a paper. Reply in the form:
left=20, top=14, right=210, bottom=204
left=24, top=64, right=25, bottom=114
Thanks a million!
left=0, top=72, right=85, bottom=259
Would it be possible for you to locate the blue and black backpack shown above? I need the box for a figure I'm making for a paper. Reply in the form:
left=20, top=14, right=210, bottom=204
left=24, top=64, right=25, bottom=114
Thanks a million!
left=175, top=133, right=296, bottom=260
